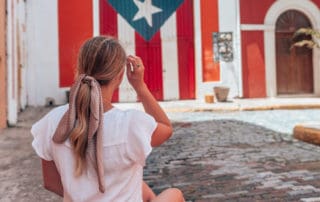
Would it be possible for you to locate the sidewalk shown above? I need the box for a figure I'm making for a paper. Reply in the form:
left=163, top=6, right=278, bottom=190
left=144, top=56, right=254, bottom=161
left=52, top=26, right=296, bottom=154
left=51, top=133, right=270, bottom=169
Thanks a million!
left=114, top=97, right=320, bottom=112
left=114, top=97, right=320, bottom=147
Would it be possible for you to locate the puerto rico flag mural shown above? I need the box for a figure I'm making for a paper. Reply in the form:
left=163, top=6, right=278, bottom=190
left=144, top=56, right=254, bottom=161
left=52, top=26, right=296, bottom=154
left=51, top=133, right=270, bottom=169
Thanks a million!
left=58, top=0, right=195, bottom=102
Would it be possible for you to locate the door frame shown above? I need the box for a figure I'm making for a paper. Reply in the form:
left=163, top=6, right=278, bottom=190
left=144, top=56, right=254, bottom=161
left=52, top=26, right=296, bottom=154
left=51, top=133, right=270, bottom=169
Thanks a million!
left=264, top=0, right=320, bottom=97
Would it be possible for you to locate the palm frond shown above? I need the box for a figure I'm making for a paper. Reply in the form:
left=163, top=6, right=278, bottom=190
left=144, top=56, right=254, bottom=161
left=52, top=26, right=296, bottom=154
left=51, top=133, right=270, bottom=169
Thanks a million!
left=291, top=40, right=316, bottom=49
left=292, top=28, right=320, bottom=49
left=293, top=28, right=320, bottom=39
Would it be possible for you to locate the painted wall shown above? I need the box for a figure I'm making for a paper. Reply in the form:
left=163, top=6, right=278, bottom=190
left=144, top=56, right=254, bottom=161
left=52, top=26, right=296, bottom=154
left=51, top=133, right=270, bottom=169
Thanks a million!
left=240, top=0, right=274, bottom=98
left=58, top=0, right=93, bottom=87
left=197, top=0, right=241, bottom=100
left=0, top=0, right=6, bottom=128
left=26, top=0, right=196, bottom=105
left=241, top=31, right=266, bottom=98
left=240, top=0, right=275, bottom=24
left=218, top=0, right=242, bottom=98
left=26, top=0, right=66, bottom=106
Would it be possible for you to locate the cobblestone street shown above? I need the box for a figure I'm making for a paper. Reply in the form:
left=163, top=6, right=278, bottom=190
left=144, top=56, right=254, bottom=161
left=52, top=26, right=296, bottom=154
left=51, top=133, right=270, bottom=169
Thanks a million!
left=1, top=107, right=320, bottom=201
left=145, top=120, right=320, bottom=201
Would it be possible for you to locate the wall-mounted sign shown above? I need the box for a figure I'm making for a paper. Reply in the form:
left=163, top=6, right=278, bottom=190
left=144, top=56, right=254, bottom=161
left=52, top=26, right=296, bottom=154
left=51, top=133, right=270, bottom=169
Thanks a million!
left=213, top=32, right=233, bottom=62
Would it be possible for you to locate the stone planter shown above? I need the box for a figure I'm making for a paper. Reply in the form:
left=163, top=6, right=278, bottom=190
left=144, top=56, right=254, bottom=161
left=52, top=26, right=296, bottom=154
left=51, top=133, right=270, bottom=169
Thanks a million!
left=213, top=86, right=229, bottom=102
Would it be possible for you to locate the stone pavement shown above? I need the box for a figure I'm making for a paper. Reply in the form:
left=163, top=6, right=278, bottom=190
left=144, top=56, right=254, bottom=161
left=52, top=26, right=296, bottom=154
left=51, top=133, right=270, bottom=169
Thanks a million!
left=145, top=120, right=320, bottom=201
left=1, top=103, right=320, bottom=201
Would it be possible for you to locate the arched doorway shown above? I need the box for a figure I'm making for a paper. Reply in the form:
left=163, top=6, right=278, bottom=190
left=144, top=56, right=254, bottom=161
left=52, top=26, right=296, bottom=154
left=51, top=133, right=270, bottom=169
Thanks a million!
left=275, top=10, right=313, bottom=95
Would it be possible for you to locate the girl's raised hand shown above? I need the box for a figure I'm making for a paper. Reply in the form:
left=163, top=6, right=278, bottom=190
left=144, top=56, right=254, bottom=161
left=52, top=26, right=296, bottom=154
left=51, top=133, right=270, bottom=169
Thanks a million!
left=126, top=55, right=146, bottom=92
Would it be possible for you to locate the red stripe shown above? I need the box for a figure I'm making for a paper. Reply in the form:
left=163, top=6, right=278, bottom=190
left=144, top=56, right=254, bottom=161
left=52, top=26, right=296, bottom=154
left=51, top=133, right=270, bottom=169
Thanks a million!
left=58, top=0, right=93, bottom=87
left=99, top=0, right=119, bottom=102
left=200, top=0, right=220, bottom=82
left=176, top=0, right=195, bottom=99
left=135, top=32, right=163, bottom=100
left=241, top=31, right=266, bottom=98
left=100, top=0, right=118, bottom=37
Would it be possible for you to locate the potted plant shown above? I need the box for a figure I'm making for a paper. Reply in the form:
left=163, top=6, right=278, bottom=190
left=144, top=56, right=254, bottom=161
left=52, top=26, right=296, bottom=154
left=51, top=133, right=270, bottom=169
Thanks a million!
left=213, top=86, right=230, bottom=102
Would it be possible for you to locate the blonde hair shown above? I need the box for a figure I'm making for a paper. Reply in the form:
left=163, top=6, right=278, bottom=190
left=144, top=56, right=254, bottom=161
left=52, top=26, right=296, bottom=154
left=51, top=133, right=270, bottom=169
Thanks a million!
left=69, top=36, right=126, bottom=176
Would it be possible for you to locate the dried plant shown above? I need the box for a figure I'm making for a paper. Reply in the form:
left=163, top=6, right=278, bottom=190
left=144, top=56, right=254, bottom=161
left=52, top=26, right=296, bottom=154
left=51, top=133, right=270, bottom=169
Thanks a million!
left=292, top=28, right=320, bottom=49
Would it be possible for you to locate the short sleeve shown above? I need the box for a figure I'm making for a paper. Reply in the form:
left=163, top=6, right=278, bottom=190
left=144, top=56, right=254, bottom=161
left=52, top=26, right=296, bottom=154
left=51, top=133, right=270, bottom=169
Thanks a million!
left=31, top=113, right=53, bottom=161
left=126, top=110, right=157, bottom=166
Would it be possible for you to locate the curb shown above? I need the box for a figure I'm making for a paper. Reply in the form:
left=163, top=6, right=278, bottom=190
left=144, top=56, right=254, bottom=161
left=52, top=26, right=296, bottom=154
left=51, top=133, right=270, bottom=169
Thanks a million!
left=293, top=124, right=320, bottom=146
left=162, top=104, right=320, bottom=113
left=241, top=104, right=320, bottom=111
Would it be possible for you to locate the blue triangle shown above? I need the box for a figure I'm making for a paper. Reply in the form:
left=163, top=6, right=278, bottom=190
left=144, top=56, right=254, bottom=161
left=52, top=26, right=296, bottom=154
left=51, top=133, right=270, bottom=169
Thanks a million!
left=107, top=0, right=184, bottom=41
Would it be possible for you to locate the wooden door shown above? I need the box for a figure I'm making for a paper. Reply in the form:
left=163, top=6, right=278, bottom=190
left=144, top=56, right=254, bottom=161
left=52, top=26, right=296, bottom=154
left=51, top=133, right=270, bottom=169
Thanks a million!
left=276, top=10, right=313, bottom=95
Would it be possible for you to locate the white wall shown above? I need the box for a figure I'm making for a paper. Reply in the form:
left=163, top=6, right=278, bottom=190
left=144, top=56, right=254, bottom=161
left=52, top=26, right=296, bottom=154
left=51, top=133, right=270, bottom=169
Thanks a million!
left=6, top=0, right=28, bottom=125
left=26, top=0, right=67, bottom=106
left=194, top=0, right=242, bottom=102
left=218, top=0, right=242, bottom=99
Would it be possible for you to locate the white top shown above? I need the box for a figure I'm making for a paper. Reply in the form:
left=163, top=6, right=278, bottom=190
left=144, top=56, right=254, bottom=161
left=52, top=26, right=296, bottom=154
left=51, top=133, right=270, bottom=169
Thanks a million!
left=31, top=105, right=157, bottom=202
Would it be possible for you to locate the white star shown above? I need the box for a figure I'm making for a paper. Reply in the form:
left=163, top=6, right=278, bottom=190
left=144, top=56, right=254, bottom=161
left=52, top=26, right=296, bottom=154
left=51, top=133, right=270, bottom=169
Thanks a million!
left=132, top=0, right=162, bottom=27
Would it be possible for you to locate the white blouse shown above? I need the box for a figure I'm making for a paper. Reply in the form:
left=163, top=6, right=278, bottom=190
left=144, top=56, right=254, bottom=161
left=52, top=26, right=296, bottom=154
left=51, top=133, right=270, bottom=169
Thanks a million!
left=31, top=105, right=157, bottom=202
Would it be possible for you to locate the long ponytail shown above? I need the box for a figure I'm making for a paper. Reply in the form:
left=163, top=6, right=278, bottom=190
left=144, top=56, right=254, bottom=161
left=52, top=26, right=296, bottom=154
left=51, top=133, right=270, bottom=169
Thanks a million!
left=68, top=36, right=126, bottom=177
left=69, top=81, right=91, bottom=176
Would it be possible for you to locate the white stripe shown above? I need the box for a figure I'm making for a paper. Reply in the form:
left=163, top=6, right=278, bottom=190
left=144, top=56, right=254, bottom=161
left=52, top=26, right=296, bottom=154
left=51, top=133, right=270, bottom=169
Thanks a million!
left=218, top=0, right=242, bottom=99
left=193, top=0, right=203, bottom=100
left=92, top=0, right=100, bottom=36
left=241, top=24, right=273, bottom=31
left=160, top=13, right=179, bottom=100
left=118, top=14, right=137, bottom=102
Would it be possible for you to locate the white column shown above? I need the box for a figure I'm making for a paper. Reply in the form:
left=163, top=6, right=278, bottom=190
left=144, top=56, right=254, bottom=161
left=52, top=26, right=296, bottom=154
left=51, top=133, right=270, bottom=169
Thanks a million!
left=193, top=0, right=203, bottom=100
left=17, top=0, right=27, bottom=110
left=7, top=0, right=18, bottom=125
left=93, top=0, right=100, bottom=36
left=218, top=0, right=241, bottom=99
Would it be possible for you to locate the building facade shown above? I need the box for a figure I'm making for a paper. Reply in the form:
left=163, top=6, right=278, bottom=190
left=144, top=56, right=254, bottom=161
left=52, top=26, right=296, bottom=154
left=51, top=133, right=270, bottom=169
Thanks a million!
left=3, top=0, right=320, bottom=126
left=25, top=0, right=242, bottom=107
left=240, top=0, right=320, bottom=98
